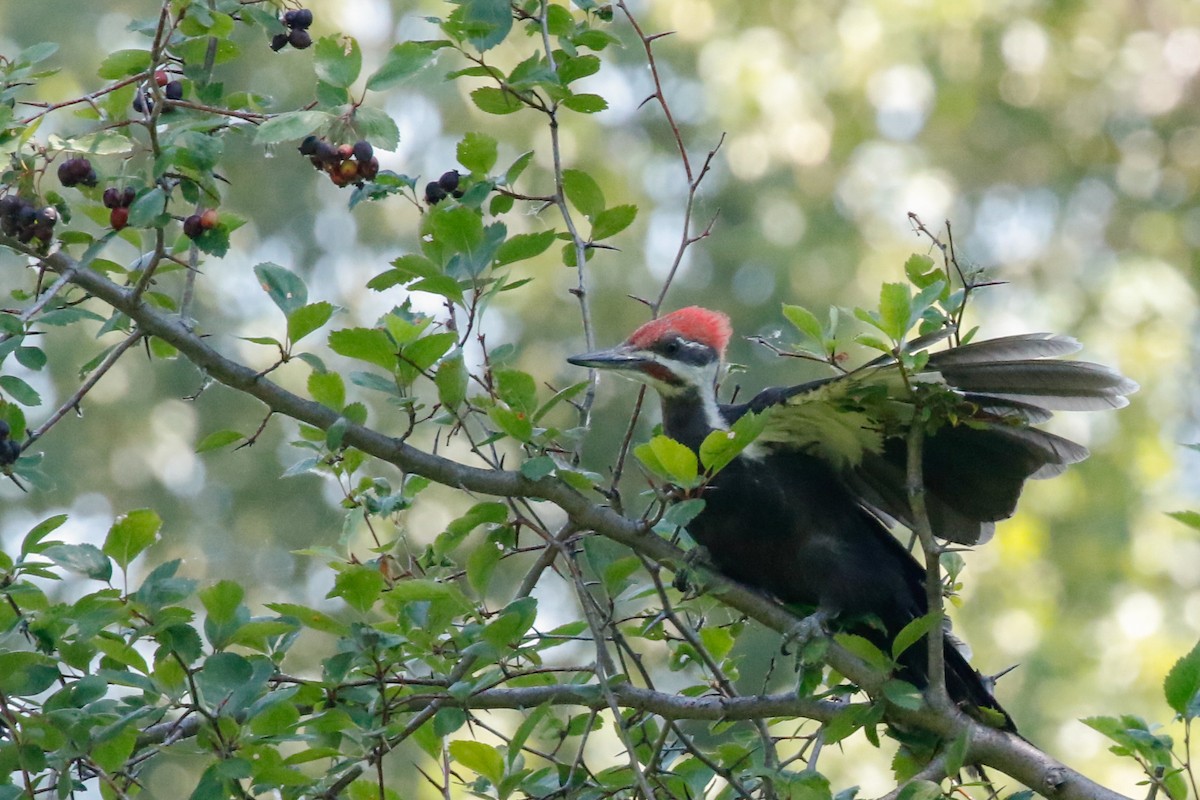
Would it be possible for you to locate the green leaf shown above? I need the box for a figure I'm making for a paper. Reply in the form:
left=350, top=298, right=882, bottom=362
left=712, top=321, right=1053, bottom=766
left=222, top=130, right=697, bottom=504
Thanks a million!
left=0, top=375, right=41, bottom=406
left=436, top=351, right=468, bottom=409
left=44, top=543, right=112, bottom=581
left=126, top=187, right=167, bottom=228
left=253, top=110, right=334, bottom=145
left=470, top=86, right=523, bottom=115
left=489, top=405, right=533, bottom=442
left=287, top=301, right=335, bottom=345
left=254, top=263, right=308, bottom=315
left=21, top=515, right=67, bottom=555
left=877, top=282, right=911, bottom=342
left=1165, top=640, right=1200, bottom=718
left=265, top=602, right=350, bottom=636
left=663, top=498, right=705, bottom=528
left=308, top=371, right=346, bottom=411
left=196, top=429, right=245, bottom=452
left=102, top=509, right=162, bottom=569
left=590, top=204, right=636, bottom=240
left=352, top=106, right=400, bottom=151
left=0, top=652, right=59, bottom=696
left=328, top=328, right=396, bottom=370
left=519, top=456, right=556, bottom=480
left=562, top=169, right=605, bottom=218
left=891, top=613, right=939, bottom=660
left=449, top=740, right=505, bottom=785
left=200, top=579, right=245, bottom=624
left=505, top=150, right=534, bottom=185
left=494, top=368, right=537, bottom=413
left=698, top=413, right=765, bottom=475
left=782, top=303, right=824, bottom=345
left=561, top=93, right=608, bottom=113
left=1167, top=511, right=1200, bottom=531
left=458, top=131, right=498, bottom=174
left=366, top=41, right=437, bottom=91
left=461, top=0, right=513, bottom=52
left=427, top=204, right=484, bottom=255
left=882, top=679, right=923, bottom=710
left=314, top=36, right=362, bottom=88
left=329, top=565, right=386, bottom=614
left=97, top=49, right=151, bottom=79
left=634, top=435, right=699, bottom=487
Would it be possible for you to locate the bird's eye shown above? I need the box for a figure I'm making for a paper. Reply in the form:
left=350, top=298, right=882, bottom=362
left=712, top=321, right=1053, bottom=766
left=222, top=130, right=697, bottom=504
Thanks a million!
left=663, top=340, right=680, bottom=355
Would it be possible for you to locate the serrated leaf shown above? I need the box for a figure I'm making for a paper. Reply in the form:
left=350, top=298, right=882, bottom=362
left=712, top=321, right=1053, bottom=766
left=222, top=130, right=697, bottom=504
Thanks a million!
left=561, top=93, right=608, bottom=113
left=97, top=49, right=151, bottom=79
left=449, top=740, right=504, bottom=785
left=698, top=413, right=765, bottom=476
left=877, top=282, right=911, bottom=342
left=0, top=375, right=41, bottom=406
left=308, top=371, right=345, bottom=411
left=253, top=110, right=333, bottom=145
left=891, top=612, right=939, bottom=660
left=196, top=429, right=245, bottom=453
left=366, top=41, right=437, bottom=91
left=562, top=168, right=605, bottom=218
left=635, top=435, right=698, bottom=487
left=471, top=86, right=523, bottom=115
left=21, top=515, right=67, bottom=555
left=254, top=263, right=308, bottom=315
left=287, top=302, right=334, bottom=345
left=103, top=509, right=162, bottom=569
left=314, top=35, right=361, bottom=88
left=328, top=328, right=396, bottom=370
left=1167, top=511, right=1200, bottom=532
left=126, top=187, right=167, bottom=228
left=1164, top=640, right=1200, bottom=718
left=457, top=131, right=498, bottom=174
left=882, top=679, right=923, bottom=710
left=44, top=543, right=112, bottom=581
left=436, top=351, right=467, bottom=408
left=352, top=106, right=399, bottom=151
left=590, top=203, right=636, bottom=240
left=461, top=0, right=513, bottom=52
left=782, top=303, right=824, bottom=345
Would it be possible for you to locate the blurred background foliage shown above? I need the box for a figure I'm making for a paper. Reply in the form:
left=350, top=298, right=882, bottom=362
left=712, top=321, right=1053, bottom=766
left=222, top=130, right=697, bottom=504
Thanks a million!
left=2, top=0, right=1199, bottom=793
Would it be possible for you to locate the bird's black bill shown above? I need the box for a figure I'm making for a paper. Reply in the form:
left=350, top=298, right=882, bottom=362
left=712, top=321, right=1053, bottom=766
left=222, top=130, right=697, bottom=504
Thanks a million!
left=567, top=347, right=648, bottom=371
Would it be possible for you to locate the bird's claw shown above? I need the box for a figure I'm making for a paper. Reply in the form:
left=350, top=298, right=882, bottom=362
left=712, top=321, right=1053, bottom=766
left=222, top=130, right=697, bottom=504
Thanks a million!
left=672, top=546, right=714, bottom=596
left=780, top=610, right=830, bottom=655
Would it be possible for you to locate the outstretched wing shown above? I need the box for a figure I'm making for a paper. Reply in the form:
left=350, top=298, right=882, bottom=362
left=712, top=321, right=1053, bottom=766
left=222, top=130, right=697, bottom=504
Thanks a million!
left=728, top=333, right=1137, bottom=544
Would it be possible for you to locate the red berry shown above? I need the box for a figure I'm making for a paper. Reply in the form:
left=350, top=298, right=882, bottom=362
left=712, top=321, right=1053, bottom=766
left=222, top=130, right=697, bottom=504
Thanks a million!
left=199, top=208, right=219, bottom=229
left=155, top=70, right=169, bottom=86
left=337, top=143, right=354, bottom=160
left=110, top=207, right=129, bottom=231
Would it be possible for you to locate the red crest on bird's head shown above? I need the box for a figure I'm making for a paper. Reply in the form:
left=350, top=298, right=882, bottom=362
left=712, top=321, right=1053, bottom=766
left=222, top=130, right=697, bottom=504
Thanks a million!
left=626, top=307, right=733, bottom=357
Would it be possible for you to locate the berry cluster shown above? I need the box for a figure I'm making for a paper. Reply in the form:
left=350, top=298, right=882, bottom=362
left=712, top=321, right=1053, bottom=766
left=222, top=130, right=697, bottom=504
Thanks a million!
left=57, top=157, right=98, bottom=188
left=0, top=195, right=57, bottom=244
left=183, top=209, right=220, bottom=239
left=298, top=136, right=379, bottom=187
left=0, top=421, right=18, bottom=468
left=272, top=8, right=314, bottom=51
left=102, top=187, right=138, bottom=231
left=424, top=171, right=462, bottom=205
left=133, top=71, right=184, bottom=114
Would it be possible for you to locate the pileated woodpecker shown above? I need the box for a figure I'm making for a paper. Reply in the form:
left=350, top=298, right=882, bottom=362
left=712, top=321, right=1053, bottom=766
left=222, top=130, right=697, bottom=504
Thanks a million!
left=569, top=306, right=1136, bottom=731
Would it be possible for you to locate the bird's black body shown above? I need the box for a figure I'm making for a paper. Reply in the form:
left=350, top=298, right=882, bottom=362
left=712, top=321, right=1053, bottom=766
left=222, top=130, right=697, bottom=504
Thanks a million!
left=663, top=384, right=1015, bottom=729
left=570, top=306, right=1137, bottom=734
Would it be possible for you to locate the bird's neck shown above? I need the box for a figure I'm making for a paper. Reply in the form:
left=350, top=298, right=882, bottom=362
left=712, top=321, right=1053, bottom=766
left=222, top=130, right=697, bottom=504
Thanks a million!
left=659, top=385, right=726, bottom=451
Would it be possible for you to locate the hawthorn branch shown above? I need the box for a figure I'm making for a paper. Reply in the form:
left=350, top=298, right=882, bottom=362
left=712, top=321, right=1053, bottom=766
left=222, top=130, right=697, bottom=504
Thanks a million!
left=27, top=247, right=1132, bottom=800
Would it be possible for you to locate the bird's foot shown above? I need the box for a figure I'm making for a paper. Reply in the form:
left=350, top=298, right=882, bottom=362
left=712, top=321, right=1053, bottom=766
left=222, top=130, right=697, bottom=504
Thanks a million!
left=780, top=609, right=831, bottom=656
left=672, top=545, right=714, bottom=597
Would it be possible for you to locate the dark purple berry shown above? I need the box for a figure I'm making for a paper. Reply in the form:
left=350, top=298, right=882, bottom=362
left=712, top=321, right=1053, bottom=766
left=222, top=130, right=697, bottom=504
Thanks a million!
left=425, top=181, right=448, bottom=205
left=291, top=8, right=313, bottom=29
left=282, top=9, right=299, bottom=26
left=183, top=214, right=204, bottom=238
left=0, top=439, right=20, bottom=466
left=313, top=140, right=339, bottom=165
left=271, top=32, right=290, bottom=51
left=164, top=80, right=183, bottom=101
left=121, top=187, right=137, bottom=208
left=288, top=28, right=312, bottom=49
left=437, top=170, right=460, bottom=193
left=0, top=420, right=9, bottom=439
left=359, top=157, right=379, bottom=181
left=58, top=157, right=96, bottom=187
left=352, top=140, right=373, bottom=163
left=299, top=135, right=320, bottom=156
left=133, top=91, right=151, bottom=113
left=102, top=188, right=121, bottom=209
